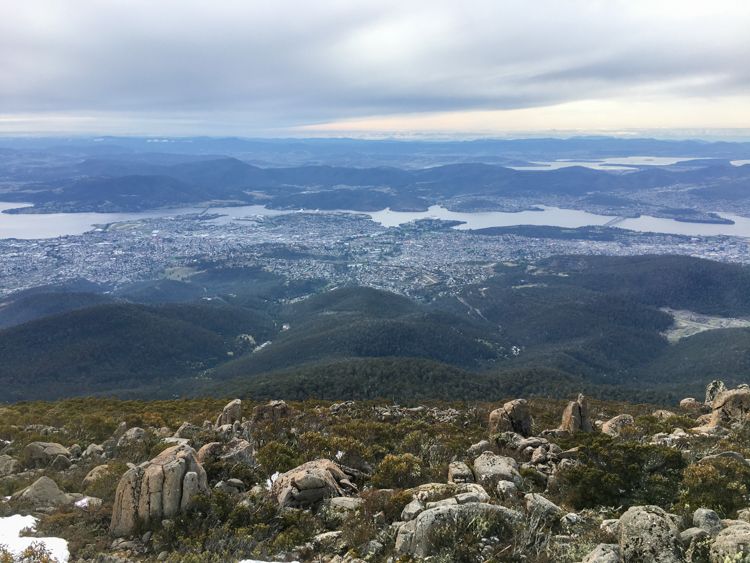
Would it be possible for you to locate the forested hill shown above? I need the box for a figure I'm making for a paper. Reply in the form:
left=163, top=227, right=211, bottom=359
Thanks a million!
left=1, top=255, right=749, bottom=404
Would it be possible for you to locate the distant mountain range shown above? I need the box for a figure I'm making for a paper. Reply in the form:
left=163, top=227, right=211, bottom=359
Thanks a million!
left=3, top=155, right=750, bottom=214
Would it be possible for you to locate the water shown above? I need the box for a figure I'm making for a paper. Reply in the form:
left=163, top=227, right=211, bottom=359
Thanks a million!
left=2, top=202, right=750, bottom=240
left=509, top=156, right=713, bottom=171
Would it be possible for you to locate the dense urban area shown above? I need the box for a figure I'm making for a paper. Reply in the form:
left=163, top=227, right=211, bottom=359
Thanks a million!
left=2, top=209, right=750, bottom=299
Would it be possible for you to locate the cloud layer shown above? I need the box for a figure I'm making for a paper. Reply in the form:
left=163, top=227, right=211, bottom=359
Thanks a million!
left=1, top=0, right=749, bottom=135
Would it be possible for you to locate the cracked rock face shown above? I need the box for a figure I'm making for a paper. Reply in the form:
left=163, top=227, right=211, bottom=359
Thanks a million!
left=489, top=399, right=532, bottom=437
left=709, top=389, right=750, bottom=428
left=110, top=444, right=209, bottom=537
left=215, top=399, right=242, bottom=428
left=558, top=394, right=592, bottom=434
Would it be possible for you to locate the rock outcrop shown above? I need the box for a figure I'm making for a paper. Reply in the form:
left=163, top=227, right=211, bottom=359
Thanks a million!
left=447, top=461, right=474, bottom=484
left=557, top=394, right=592, bottom=434
left=110, top=444, right=209, bottom=537
left=706, top=380, right=727, bottom=405
left=601, top=414, right=635, bottom=437
left=269, top=459, right=357, bottom=508
left=680, top=398, right=705, bottom=415
left=711, top=522, right=750, bottom=562
left=215, top=399, right=242, bottom=428
left=618, top=505, right=682, bottom=563
left=23, top=442, right=71, bottom=468
left=11, top=476, right=75, bottom=509
left=472, top=451, right=523, bottom=490
left=0, top=453, right=21, bottom=477
left=709, top=388, right=750, bottom=428
left=251, top=400, right=293, bottom=426
left=488, top=399, right=532, bottom=437
left=395, top=502, right=522, bottom=558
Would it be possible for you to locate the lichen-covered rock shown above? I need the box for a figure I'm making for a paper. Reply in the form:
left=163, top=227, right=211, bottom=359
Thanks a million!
left=447, top=461, right=474, bottom=484
left=681, top=527, right=711, bottom=563
left=473, top=451, right=523, bottom=490
left=117, top=427, right=146, bottom=446
left=524, top=493, right=561, bottom=519
left=251, top=400, right=292, bottom=426
left=710, top=522, right=750, bottom=562
left=489, top=399, right=532, bottom=437
left=0, top=454, right=21, bottom=477
left=653, top=409, right=677, bottom=420
left=395, top=502, right=522, bottom=558
left=618, top=505, right=683, bottom=563
left=269, top=459, right=356, bottom=508
left=23, top=442, right=71, bottom=467
left=709, top=389, right=750, bottom=428
left=110, top=444, right=209, bottom=537
left=558, top=394, right=592, bottom=434
left=601, top=414, right=635, bottom=437
left=706, top=380, right=727, bottom=405
left=11, top=476, right=75, bottom=508
left=215, top=399, right=242, bottom=428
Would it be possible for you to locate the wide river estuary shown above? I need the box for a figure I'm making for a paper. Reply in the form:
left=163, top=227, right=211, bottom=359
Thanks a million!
left=2, top=202, right=750, bottom=240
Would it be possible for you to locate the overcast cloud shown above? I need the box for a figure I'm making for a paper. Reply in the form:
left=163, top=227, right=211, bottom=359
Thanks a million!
left=1, top=0, right=749, bottom=136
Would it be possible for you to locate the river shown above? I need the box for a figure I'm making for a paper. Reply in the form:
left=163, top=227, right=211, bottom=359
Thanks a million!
left=2, top=202, right=750, bottom=240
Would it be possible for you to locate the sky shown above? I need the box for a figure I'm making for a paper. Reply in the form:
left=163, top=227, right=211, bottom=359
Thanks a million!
left=2, top=0, right=750, bottom=139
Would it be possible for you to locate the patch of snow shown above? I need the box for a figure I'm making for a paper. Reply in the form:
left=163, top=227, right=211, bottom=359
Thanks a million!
left=265, top=471, right=280, bottom=490
left=0, top=515, right=69, bottom=562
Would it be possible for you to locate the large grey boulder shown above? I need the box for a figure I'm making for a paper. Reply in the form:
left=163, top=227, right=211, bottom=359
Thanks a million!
left=557, top=394, right=592, bottom=434
left=268, top=459, right=356, bottom=508
left=693, top=508, right=725, bottom=538
left=395, top=502, right=522, bottom=558
left=23, top=442, right=71, bottom=468
left=10, top=476, right=75, bottom=508
left=709, top=388, right=750, bottom=428
left=618, top=505, right=683, bottom=563
left=602, top=414, right=635, bottom=437
left=0, top=454, right=21, bottom=477
left=215, top=399, right=242, bottom=428
left=473, top=451, right=523, bottom=490
left=524, top=493, right=561, bottom=519
left=117, top=427, right=146, bottom=446
left=710, top=522, right=750, bottom=562
left=110, top=444, right=209, bottom=537
left=581, top=543, right=619, bottom=563
left=489, top=399, right=532, bottom=437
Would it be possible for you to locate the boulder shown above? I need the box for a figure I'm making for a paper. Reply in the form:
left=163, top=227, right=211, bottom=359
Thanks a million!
left=524, top=493, right=562, bottom=519
left=447, top=461, right=474, bottom=484
left=329, top=497, right=364, bottom=511
left=83, top=464, right=112, bottom=489
left=110, top=444, right=209, bottom=537
left=11, top=476, right=75, bottom=508
left=653, top=409, right=676, bottom=420
left=23, top=442, right=71, bottom=468
left=83, top=443, right=105, bottom=460
left=0, top=454, right=21, bottom=477
left=117, top=427, right=146, bottom=446
left=196, top=442, right=223, bottom=464
left=395, top=502, right=522, bottom=558
left=473, top=451, right=523, bottom=490
left=709, top=389, right=750, bottom=428
left=618, top=505, right=683, bottom=563
left=581, top=543, right=620, bottom=563
left=251, top=400, right=293, bottom=426
left=497, top=480, right=518, bottom=502
left=215, top=399, right=242, bottom=428
left=601, top=414, right=635, bottom=437
left=489, top=399, right=532, bottom=437
left=681, top=527, right=711, bottom=563
left=600, top=519, right=620, bottom=536
left=51, top=454, right=71, bottom=471
left=112, top=421, right=128, bottom=443
left=269, top=459, right=357, bottom=508
left=680, top=398, right=706, bottom=415
left=172, top=422, right=203, bottom=440
left=557, top=394, right=592, bottom=434
left=694, top=508, right=725, bottom=538
left=219, top=438, right=255, bottom=465
left=711, top=522, right=750, bottom=562
left=467, top=440, right=491, bottom=458
left=706, top=380, right=727, bottom=405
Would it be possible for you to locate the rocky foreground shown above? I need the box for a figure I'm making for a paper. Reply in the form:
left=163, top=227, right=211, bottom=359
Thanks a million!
left=2, top=384, right=750, bottom=562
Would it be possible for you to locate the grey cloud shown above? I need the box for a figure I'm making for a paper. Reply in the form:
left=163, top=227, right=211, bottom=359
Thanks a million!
left=1, top=0, right=749, bottom=129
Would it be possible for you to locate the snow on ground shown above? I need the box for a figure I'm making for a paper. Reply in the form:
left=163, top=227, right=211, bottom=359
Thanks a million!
left=0, top=515, right=69, bottom=562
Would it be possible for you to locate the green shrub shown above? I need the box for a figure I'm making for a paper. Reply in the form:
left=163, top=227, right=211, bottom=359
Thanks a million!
left=679, top=458, right=750, bottom=517
left=371, top=453, right=424, bottom=489
left=255, top=441, right=305, bottom=476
